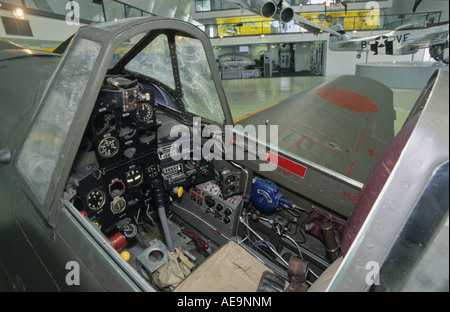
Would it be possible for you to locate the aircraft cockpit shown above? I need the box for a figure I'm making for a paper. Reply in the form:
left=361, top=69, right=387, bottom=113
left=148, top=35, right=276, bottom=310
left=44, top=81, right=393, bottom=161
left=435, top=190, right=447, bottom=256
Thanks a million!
left=49, top=15, right=448, bottom=292
left=59, top=21, right=335, bottom=291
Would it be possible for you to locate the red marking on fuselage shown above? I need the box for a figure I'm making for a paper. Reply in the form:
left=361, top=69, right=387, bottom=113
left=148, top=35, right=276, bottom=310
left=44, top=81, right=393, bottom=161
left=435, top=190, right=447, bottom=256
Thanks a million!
left=317, top=88, right=379, bottom=113
left=266, top=151, right=307, bottom=178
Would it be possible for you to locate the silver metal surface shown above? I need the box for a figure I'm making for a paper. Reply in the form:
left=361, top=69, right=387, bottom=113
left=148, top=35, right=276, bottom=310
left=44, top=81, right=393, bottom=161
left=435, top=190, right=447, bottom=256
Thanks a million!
left=136, top=239, right=169, bottom=275
left=328, top=70, right=449, bottom=292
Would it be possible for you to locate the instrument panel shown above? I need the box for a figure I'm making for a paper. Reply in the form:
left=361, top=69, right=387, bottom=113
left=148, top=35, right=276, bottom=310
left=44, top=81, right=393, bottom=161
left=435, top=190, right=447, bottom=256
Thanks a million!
left=92, top=83, right=158, bottom=169
left=70, top=76, right=217, bottom=235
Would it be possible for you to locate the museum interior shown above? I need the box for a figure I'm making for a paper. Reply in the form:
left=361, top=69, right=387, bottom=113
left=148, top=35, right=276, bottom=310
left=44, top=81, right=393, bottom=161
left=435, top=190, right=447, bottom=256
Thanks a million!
left=0, top=0, right=448, bottom=293
left=0, top=0, right=449, bottom=123
left=0, top=0, right=448, bottom=126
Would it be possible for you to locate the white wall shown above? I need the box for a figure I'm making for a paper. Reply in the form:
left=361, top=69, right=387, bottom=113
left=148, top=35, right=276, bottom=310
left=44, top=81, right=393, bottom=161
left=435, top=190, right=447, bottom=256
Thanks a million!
left=0, top=10, right=84, bottom=48
left=325, top=46, right=415, bottom=76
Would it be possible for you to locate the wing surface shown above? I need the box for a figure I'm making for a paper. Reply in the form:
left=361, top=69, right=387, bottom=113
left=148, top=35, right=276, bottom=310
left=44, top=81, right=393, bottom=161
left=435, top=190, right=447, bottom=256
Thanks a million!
left=237, top=75, right=395, bottom=183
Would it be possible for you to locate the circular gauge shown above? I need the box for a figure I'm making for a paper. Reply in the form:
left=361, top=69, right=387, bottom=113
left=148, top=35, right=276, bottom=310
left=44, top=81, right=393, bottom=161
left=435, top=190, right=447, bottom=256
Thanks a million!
left=111, top=196, right=126, bottom=214
left=98, top=136, right=119, bottom=158
left=147, top=165, right=159, bottom=178
left=87, top=188, right=106, bottom=211
left=126, top=168, right=143, bottom=187
left=123, top=223, right=138, bottom=238
left=109, top=178, right=126, bottom=197
left=135, top=102, right=153, bottom=123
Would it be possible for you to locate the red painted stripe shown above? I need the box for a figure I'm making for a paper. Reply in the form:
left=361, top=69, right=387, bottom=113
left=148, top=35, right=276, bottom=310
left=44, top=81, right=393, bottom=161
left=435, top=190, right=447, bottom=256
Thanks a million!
left=266, top=151, right=307, bottom=178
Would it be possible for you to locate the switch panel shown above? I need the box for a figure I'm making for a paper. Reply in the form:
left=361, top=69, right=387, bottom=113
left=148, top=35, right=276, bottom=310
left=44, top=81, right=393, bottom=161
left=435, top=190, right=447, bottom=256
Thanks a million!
left=170, top=180, right=243, bottom=245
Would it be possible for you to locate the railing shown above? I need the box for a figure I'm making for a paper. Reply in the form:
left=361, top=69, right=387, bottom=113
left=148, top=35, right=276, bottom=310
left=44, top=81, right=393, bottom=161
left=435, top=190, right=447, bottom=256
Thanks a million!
left=195, top=0, right=389, bottom=13
left=199, top=11, right=442, bottom=38
left=0, top=0, right=155, bottom=24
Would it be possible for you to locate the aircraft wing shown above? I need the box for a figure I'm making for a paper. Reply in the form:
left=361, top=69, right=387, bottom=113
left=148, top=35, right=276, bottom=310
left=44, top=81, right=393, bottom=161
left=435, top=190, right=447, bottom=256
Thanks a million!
left=226, top=0, right=342, bottom=36
left=227, top=0, right=251, bottom=10
left=236, top=75, right=395, bottom=184
left=291, top=14, right=342, bottom=37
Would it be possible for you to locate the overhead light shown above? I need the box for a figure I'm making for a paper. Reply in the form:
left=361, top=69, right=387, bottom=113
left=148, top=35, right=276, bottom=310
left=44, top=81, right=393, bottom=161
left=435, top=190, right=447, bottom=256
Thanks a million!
left=13, top=8, right=25, bottom=19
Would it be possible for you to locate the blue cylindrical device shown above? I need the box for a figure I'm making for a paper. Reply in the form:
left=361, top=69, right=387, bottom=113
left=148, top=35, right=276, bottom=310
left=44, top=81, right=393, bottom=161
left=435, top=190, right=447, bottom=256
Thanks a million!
left=250, top=178, right=287, bottom=214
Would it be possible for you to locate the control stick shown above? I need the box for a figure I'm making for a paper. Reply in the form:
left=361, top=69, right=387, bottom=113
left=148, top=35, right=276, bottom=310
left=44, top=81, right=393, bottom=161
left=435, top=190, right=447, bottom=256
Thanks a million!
left=152, top=178, right=175, bottom=253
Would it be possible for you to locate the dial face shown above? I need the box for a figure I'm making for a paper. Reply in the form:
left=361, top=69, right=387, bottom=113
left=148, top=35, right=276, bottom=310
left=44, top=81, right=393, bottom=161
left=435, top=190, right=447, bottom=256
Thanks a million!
left=98, top=136, right=119, bottom=158
left=126, top=168, right=143, bottom=187
left=87, top=188, right=106, bottom=211
left=135, top=102, right=153, bottom=123
left=111, top=197, right=126, bottom=214
left=123, top=223, right=138, bottom=238
left=109, top=178, right=126, bottom=197
left=147, top=165, right=158, bottom=178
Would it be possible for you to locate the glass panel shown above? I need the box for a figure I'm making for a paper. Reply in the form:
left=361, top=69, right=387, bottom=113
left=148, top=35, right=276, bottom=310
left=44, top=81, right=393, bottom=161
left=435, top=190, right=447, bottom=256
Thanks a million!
left=110, top=32, right=146, bottom=67
left=17, top=38, right=101, bottom=202
left=24, top=0, right=104, bottom=22
left=103, top=0, right=125, bottom=21
left=175, top=35, right=224, bottom=124
left=125, top=34, right=175, bottom=89
left=125, top=5, right=142, bottom=18
left=1, top=0, right=22, bottom=5
left=77, top=0, right=105, bottom=22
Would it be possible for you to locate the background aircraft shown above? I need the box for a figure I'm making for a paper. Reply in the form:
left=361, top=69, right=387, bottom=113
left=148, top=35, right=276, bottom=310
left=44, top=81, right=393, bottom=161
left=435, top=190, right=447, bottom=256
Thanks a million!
left=329, top=21, right=449, bottom=62
left=228, top=0, right=342, bottom=34
left=228, top=0, right=449, bottom=62
left=218, top=53, right=256, bottom=69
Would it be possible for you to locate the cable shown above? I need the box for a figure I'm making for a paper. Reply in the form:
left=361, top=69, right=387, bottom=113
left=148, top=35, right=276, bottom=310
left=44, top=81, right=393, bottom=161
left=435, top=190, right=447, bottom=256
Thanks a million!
left=241, top=212, right=322, bottom=284
left=239, top=216, right=289, bottom=267
left=283, top=233, right=304, bottom=260
left=282, top=233, right=320, bottom=282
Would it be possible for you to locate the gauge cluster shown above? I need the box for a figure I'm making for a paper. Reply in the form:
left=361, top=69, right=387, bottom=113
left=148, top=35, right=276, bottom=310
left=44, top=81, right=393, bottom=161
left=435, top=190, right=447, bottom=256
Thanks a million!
left=68, top=76, right=218, bottom=236
left=68, top=76, right=162, bottom=233
left=92, top=79, right=158, bottom=169
left=73, top=151, right=160, bottom=231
